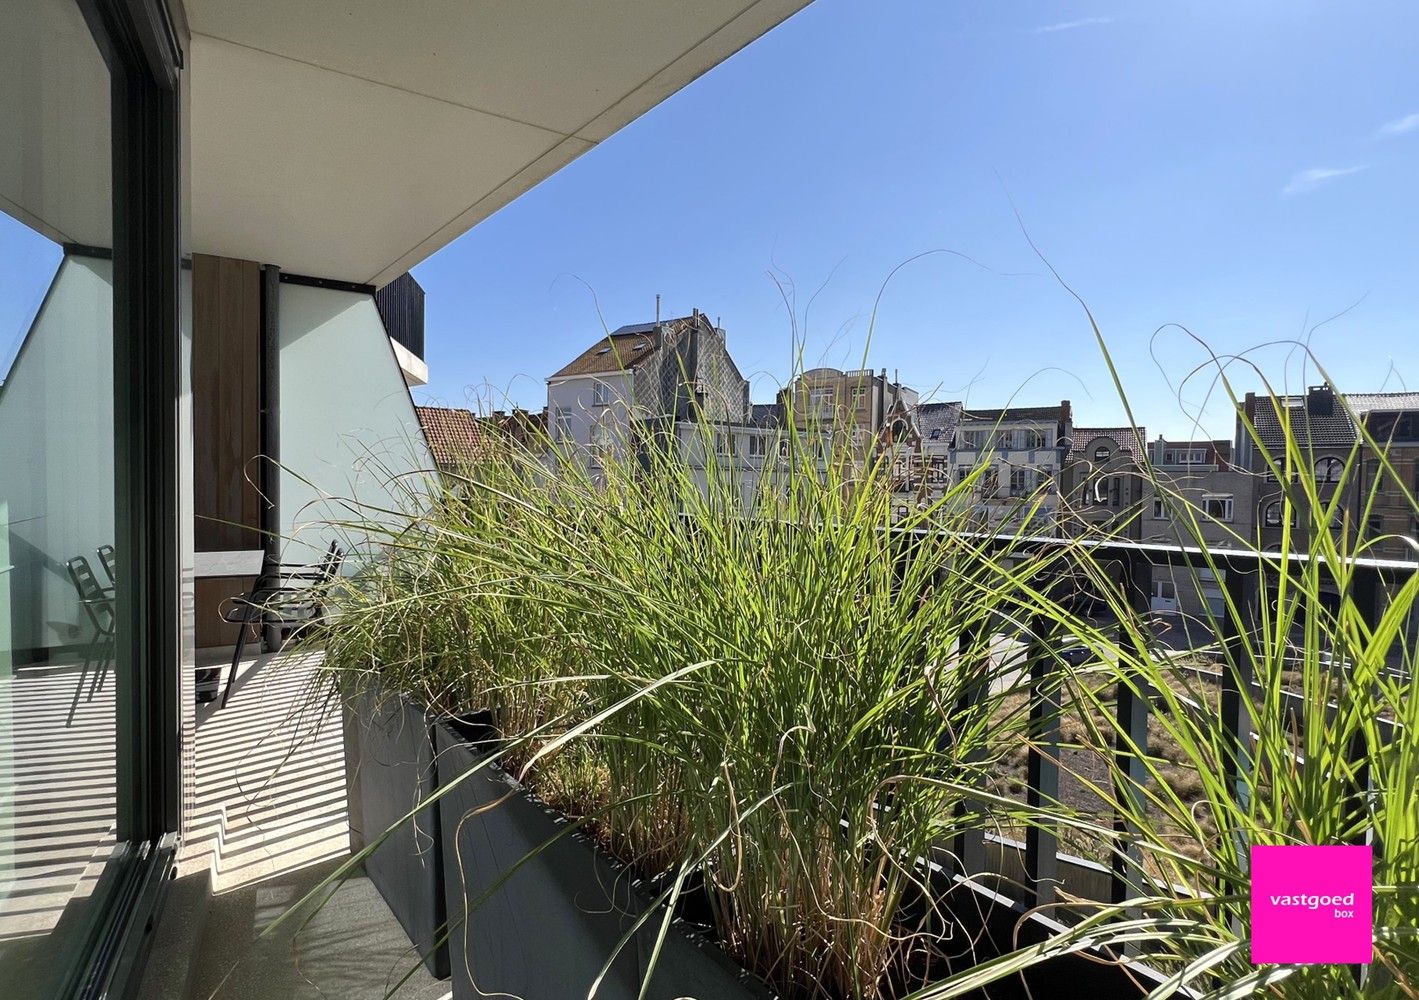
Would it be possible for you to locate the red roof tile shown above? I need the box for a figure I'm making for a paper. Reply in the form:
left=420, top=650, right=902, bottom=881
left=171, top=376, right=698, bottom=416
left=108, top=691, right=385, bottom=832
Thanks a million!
left=415, top=406, right=494, bottom=468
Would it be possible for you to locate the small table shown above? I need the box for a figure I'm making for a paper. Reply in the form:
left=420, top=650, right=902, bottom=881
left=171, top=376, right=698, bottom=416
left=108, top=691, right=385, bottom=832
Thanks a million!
left=194, top=549, right=265, bottom=579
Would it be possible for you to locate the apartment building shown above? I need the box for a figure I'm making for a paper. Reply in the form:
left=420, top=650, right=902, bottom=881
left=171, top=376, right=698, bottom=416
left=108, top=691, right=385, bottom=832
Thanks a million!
left=1140, top=437, right=1252, bottom=618
left=1240, top=388, right=1419, bottom=556
left=1240, top=385, right=1360, bottom=554
left=1059, top=427, right=1148, bottom=540
left=888, top=401, right=962, bottom=517
left=673, top=403, right=808, bottom=508
left=778, top=368, right=919, bottom=466
left=951, top=402, right=1073, bottom=533
left=1352, top=396, right=1419, bottom=561
left=546, top=311, right=750, bottom=470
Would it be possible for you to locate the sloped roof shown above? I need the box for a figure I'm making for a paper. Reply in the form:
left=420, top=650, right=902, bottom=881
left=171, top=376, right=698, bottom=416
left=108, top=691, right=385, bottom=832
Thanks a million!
left=548, top=315, right=715, bottom=380
left=750, top=402, right=784, bottom=428
left=1251, top=396, right=1356, bottom=451
left=958, top=404, right=1061, bottom=424
left=1253, top=391, right=1419, bottom=451
left=917, top=401, right=962, bottom=438
left=1346, top=392, right=1419, bottom=415
left=549, top=330, right=660, bottom=379
left=414, top=406, right=493, bottom=467
left=1069, top=426, right=1144, bottom=461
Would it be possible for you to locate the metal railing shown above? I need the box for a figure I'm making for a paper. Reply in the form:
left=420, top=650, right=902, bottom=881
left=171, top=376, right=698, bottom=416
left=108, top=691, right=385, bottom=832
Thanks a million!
left=930, top=528, right=1417, bottom=915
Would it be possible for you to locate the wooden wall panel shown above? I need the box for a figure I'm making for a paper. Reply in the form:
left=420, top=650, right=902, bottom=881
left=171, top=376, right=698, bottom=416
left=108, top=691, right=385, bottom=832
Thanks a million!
left=194, top=576, right=256, bottom=649
left=193, top=254, right=262, bottom=552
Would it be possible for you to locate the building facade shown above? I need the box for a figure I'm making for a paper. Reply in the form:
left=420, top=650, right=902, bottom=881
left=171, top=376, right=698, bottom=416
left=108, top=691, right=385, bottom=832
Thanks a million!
left=950, top=402, right=1073, bottom=533
left=1139, top=437, right=1252, bottom=618
left=545, top=312, right=750, bottom=473
left=778, top=368, right=919, bottom=470
left=1059, top=427, right=1148, bottom=540
left=888, top=401, right=962, bottom=518
left=1351, top=395, right=1419, bottom=561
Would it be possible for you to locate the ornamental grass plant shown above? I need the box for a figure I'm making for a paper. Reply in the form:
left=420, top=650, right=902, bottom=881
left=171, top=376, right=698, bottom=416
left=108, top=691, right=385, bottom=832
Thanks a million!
left=910, top=351, right=1419, bottom=999
left=291, top=334, right=1417, bottom=1000
left=307, top=380, right=1065, bottom=999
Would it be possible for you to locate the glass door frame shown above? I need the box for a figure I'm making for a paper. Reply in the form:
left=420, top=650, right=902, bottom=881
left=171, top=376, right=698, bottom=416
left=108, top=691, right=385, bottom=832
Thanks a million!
left=63, top=1, right=183, bottom=997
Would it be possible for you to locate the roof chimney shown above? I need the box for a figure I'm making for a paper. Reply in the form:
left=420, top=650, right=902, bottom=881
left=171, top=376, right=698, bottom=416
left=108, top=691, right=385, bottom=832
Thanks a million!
left=655, top=294, right=661, bottom=323
left=1307, top=383, right=1335, bottom=416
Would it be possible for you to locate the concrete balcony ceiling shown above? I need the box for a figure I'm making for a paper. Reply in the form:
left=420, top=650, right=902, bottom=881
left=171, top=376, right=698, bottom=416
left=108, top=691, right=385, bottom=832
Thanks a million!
left=185, top=0, right=810, bottom=286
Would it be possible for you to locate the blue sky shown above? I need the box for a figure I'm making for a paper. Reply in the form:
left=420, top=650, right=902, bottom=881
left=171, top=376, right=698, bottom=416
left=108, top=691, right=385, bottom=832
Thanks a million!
left=410, top=0, right=1419, bottom=439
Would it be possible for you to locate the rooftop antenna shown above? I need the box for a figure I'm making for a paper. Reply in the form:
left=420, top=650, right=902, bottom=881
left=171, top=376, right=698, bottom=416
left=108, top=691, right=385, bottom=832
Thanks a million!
left=655, top=294, right=661, bottom=323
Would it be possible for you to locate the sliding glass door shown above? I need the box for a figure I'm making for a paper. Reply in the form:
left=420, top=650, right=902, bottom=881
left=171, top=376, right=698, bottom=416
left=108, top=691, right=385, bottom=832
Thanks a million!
left=1, top=0, right=181, bottom=996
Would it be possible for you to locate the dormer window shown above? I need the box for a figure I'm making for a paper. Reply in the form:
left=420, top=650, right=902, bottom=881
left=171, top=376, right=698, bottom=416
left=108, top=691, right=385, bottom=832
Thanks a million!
left=1093, top=445, right=1111, bottom=463
left=596, top=346, right=611, bottom=354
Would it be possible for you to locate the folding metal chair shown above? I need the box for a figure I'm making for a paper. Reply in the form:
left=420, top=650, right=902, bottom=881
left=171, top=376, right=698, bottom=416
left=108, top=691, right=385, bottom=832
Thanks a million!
left=66, top=555, right=116, bottom=722
left=217, top=541, right=344, bottom=707
left=96, top=543, right=117, bottom=586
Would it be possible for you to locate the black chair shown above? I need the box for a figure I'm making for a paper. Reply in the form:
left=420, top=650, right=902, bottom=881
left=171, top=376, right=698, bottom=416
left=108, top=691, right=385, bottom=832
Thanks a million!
left=217, top=541, right=344, bottom=708
left=66, top=555, right=116, bottom=721
left=96, top=544, right=117, bottom=586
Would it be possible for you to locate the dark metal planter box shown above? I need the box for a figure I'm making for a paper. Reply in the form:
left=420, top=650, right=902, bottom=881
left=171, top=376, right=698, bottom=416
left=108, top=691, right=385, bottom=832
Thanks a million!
left=433, top=722, right=769, bottom=1000
left=342, top=688, right=449, bottom=979
left=433, top=716, right=1157, bottom=1000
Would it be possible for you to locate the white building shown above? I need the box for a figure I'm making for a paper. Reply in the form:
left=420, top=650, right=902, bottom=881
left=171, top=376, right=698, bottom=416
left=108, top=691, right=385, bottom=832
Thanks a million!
left=545, top=312, right=750, bottom=473
left=951, top=402, right=1073, bottom=533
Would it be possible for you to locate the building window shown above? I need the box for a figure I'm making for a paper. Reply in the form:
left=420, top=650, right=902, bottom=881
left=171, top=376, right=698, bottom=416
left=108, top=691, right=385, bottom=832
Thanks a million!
left=1163, top=448, right=1206, bottom=464
left=591, top=381, right=611, bottom=407
left=979, top=468, right=999, bottom=498
left=928, top=457, right=948, bottom=485
left=714, top=431, right=732, bottom=457
left=1018, top=429, right=1045, bottom=450
left=959, top=429, right=986, bottom=450
left=1367, top=513, right=1386, bottom=537
left=1093, top=445, right=1111, bottom=463
left=748, top=434, right=767, bottom=459
left=1262, top=501, right=1298, bottom=528
left=590, top=423, right=614, bottom=462
left=808, top=387, right=833, bottom=416
left=1363, top=458, right=1385, bottom=491
left=1152, top=497, right=1166, bottom=518
left=1316, top=456, right=1343, bottom=483
left=1204, top=494, right=1234, bottom=522
left=555, top=407, right=573, bottom=440
left=850, top=385, right=868, bottom=405
left=929, top=427, right=942, bottom=440
left=1009, top=468, right=1031, bottom=497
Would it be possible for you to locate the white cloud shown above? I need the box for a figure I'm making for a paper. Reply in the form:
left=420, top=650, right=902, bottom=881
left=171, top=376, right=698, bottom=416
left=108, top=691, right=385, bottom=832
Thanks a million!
left=1376, top=113, right=1419, bottom=137
left=1281, top=165, right=1368, bottom=196
left=1034, top=16, right=1113, bottom=34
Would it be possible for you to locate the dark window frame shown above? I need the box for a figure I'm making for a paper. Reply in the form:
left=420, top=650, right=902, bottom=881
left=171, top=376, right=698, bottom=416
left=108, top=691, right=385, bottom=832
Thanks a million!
left=66, top=1, right=183, bottom=997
